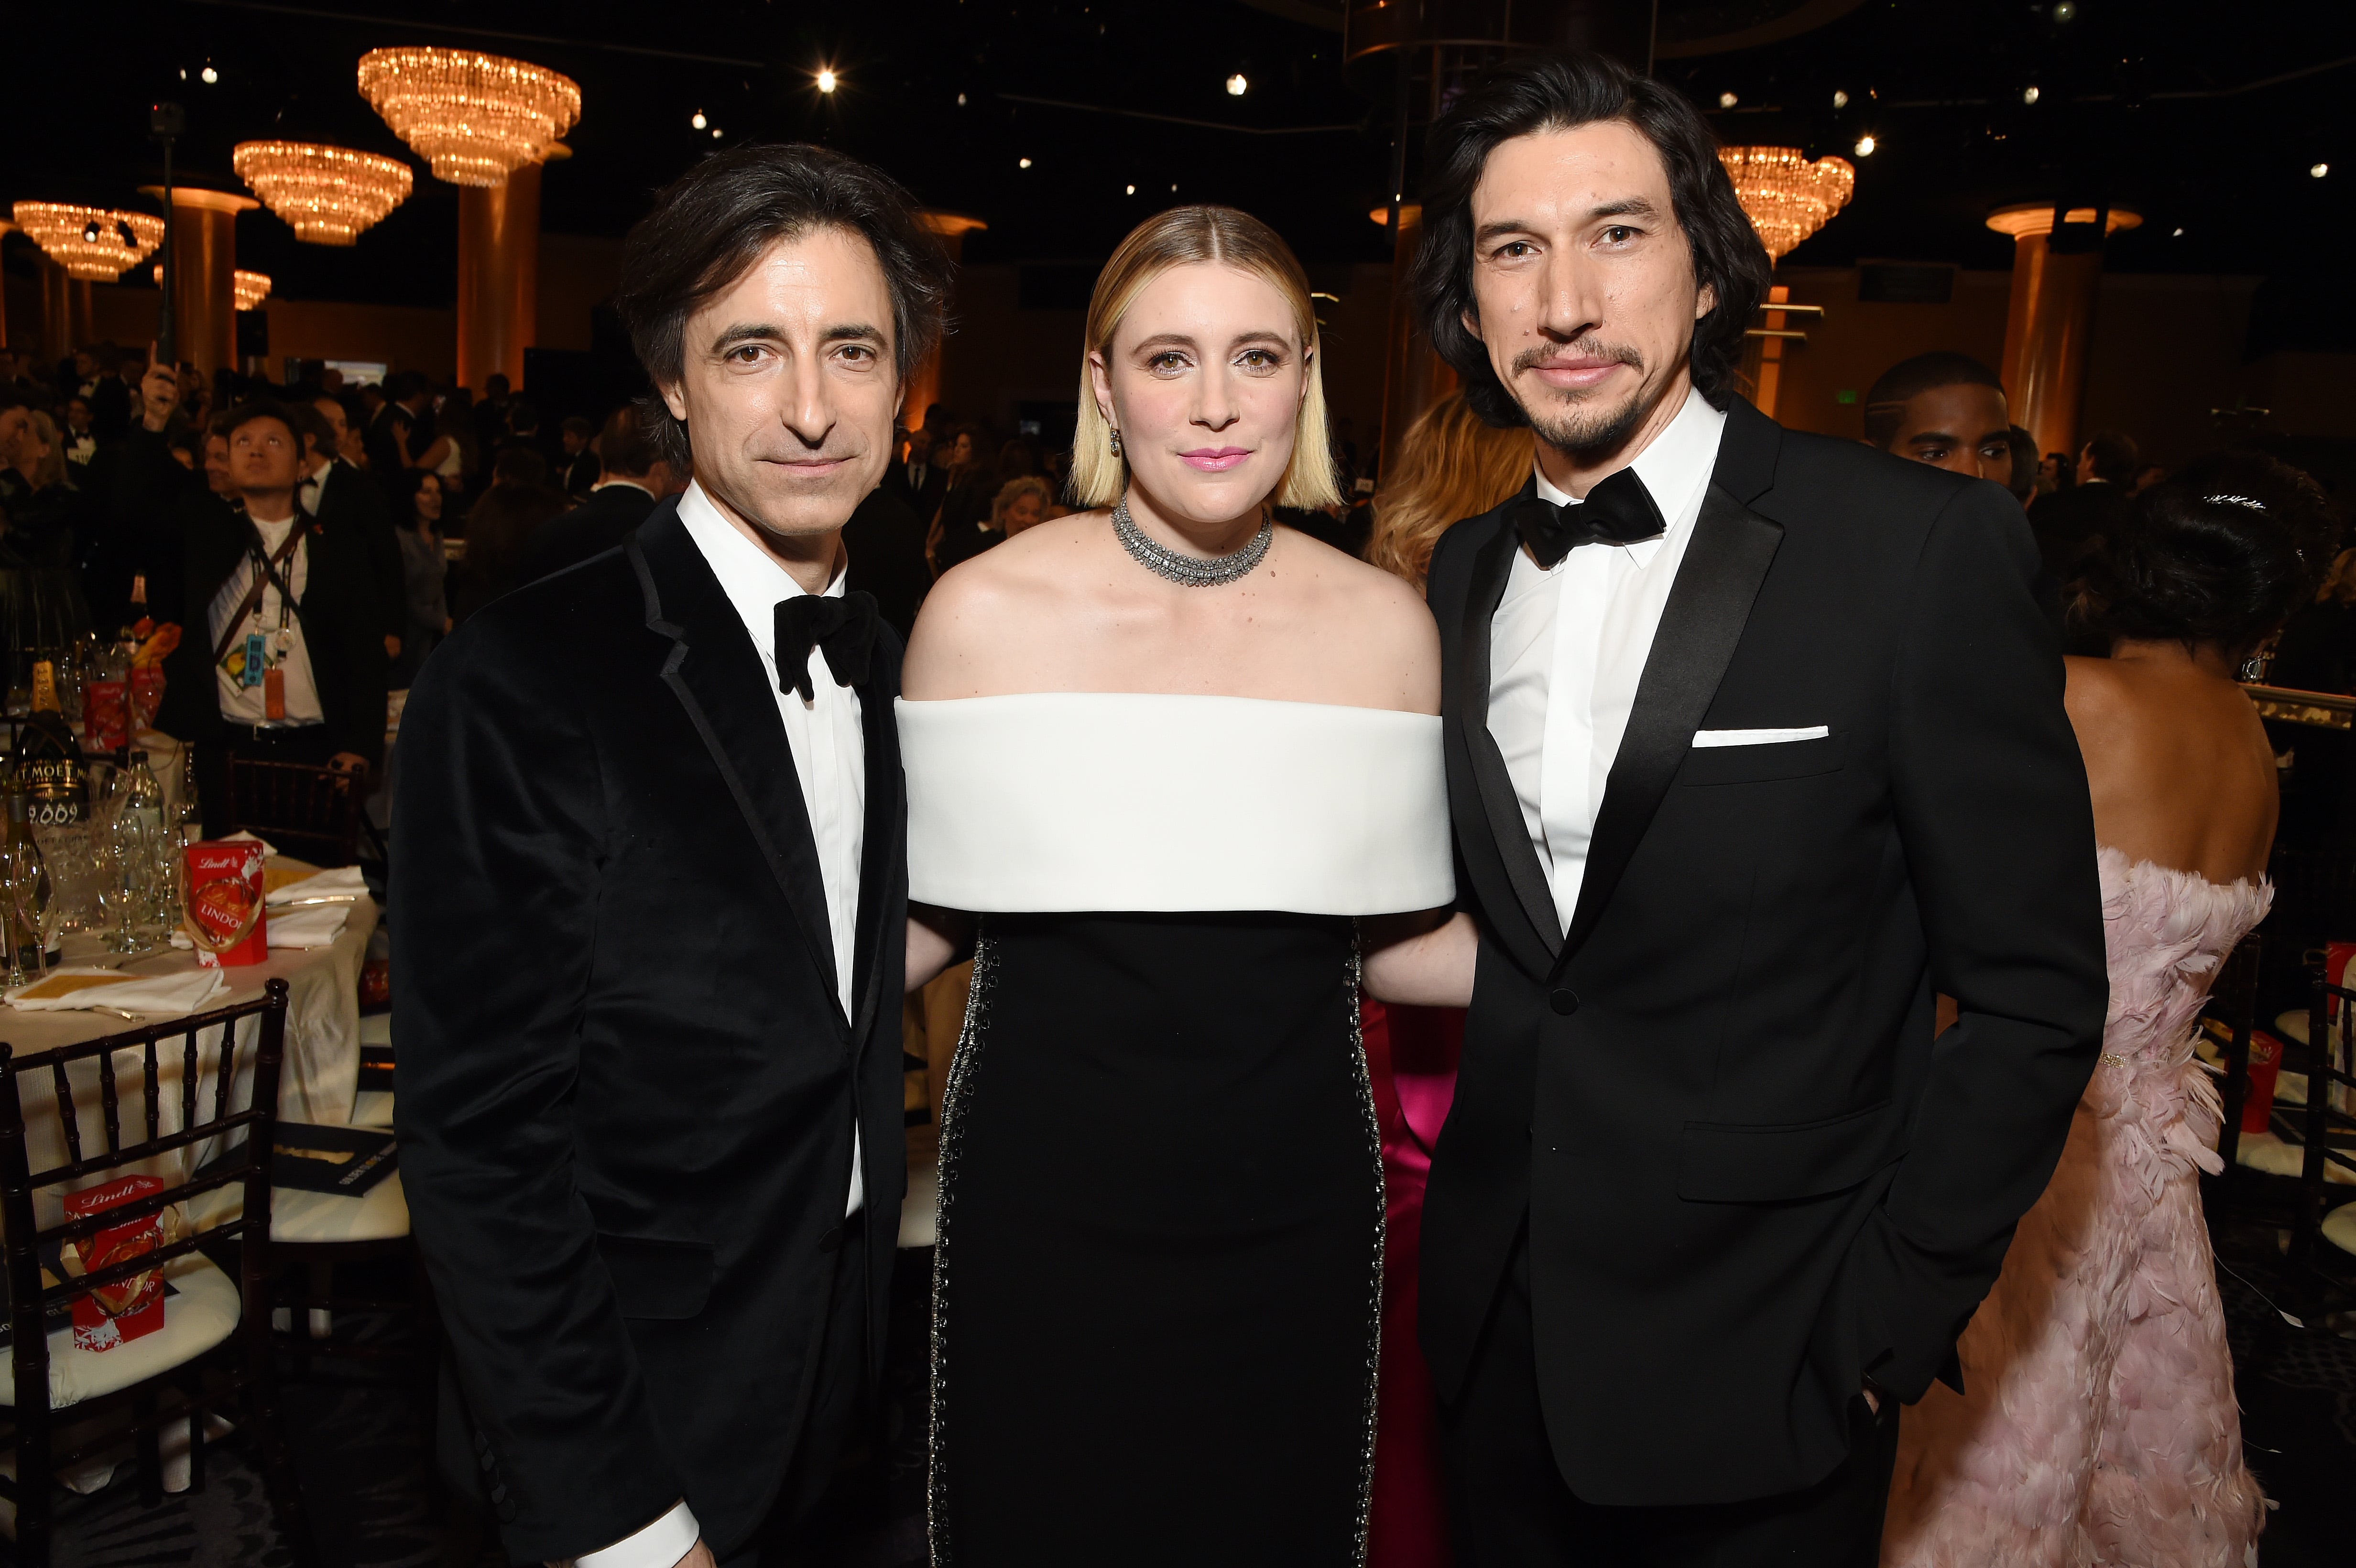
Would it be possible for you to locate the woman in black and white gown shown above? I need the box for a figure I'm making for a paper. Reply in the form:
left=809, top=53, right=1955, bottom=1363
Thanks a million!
left=902, top=206, right=1460, bottom=1566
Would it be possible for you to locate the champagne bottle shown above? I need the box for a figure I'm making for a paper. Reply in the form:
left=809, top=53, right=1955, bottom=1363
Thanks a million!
left=16, top=661, right=88, bottom=826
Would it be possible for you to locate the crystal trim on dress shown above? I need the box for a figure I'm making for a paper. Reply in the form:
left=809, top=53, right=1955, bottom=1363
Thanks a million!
left=1347, top=922, right=1385, bottom=1568
left=927, top=929, right=996, bottom=1568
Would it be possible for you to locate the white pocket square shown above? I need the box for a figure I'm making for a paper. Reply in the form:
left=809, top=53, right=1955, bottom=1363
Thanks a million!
left=1691, top=726, right=1831, bottom=748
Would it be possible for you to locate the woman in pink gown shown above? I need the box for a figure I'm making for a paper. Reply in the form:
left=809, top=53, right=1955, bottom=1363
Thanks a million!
left=1883, top=456, right=2334, bottom=1567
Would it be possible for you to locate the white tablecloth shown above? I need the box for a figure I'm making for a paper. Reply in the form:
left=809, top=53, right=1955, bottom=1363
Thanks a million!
left=0, top=890, right=377, bottom=1225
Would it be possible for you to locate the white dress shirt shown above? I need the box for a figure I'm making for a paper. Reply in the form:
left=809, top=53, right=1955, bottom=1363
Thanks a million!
left=1487, top=386, right=1727, bottom=934
left=207, top=511, right=326, bottom=729
left=574, top=483, right=868, bottom=1568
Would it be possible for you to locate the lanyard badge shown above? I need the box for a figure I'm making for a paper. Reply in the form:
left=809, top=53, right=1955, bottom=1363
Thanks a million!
left=241, top=631, right=267, bottom=687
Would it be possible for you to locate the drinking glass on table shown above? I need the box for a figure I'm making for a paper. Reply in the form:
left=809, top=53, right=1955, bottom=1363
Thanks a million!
left=0, top=841, right=35, bottom=989
left=94, top=818, right=150, bottom=955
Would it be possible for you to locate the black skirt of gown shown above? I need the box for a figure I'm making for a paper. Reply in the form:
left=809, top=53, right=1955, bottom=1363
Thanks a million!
left=933, top=912, right=1382, bottom=1566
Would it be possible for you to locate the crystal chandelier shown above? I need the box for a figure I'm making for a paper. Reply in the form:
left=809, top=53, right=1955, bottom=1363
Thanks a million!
left=11, top=203, right=165, bottom=281
left=233, top=141, right=413, bottom=245
left=357, top=47, right=581, bottom=187
left=1718, top=147, right=1857, bottom=261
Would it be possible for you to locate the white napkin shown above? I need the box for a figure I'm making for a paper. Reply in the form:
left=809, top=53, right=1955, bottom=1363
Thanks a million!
left=5, top=967, right=228, bottom=1015
left=263, top=904, right=350, bottom=949
left=266, top=865, right=367, bottom=906
left=218, top=830, right=278, bottom=859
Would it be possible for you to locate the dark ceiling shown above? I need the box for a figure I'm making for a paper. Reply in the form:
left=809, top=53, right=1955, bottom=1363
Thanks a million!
left=4, top=0, right=2349, bottom=348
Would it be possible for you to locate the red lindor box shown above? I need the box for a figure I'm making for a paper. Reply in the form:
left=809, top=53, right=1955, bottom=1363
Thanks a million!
left=184, top=839, right=268, bottom=967
left=82, top=678, right=127, bottom=753
left=2241, top=1030, right=2283, bottom=1134
left=63, top=1175, right=167, bottom=1351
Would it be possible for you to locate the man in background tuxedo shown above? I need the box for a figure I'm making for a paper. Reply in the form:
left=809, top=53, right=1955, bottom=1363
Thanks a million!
left=517, top=404, right=674, bottom=584
left=881, top=423, right=945, bottom=524
left=559, top=414, right=604, bottom=495
left=366, top=371, right=432, bottom=494
left=1384, top=52, right=2107, bottom=1566
left=297, top=395, right=407, bottom=664
left=397, top=142, right=953, bottom=1568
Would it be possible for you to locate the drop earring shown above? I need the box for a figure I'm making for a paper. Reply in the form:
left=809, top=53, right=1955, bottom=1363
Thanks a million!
left=1109, top=425, right=1124, bottom=458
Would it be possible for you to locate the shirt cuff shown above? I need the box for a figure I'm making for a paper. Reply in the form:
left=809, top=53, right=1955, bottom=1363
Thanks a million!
left=560, top=1500, right=698, bottom=1568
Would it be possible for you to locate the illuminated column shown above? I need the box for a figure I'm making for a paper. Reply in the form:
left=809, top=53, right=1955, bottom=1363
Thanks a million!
left=140, top=185, right=257, bottom=384
left=0, top=222, right=11, bottom=349
left=456, top=152, right=556, bottom=393
left=1986, top=203, right=2140, bottom=461
left=910, top=212, right=987, bottom=431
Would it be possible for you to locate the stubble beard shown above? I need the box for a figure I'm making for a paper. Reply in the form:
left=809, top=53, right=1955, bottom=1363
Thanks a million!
left=1509, top=338, right=1653, bottom=459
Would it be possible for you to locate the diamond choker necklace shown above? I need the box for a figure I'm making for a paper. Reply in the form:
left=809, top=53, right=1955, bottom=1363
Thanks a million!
left=1111, top=498, right=1274, bottom=588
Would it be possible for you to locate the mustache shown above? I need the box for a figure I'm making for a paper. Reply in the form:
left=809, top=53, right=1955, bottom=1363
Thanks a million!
left=1512, top=337, right=1645, bottom=377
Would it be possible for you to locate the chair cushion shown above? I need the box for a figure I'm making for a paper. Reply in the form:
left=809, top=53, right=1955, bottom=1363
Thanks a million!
left=186, top=1170, right=411, bottom=1244
left=0, top=1254, right=240, bottom=1410
left=2234, top=1130, right=2356, bottom=1184
left=2324, top=1201, right=2356, bottom=1259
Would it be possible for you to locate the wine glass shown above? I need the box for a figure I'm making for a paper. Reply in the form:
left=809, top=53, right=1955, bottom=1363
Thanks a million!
left=94, top=818, right=145, bottom=955
left=0, top=844, right=32, bottom=990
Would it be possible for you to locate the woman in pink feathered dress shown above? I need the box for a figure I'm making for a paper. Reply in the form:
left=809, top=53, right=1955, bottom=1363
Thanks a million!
left=1884, top=456, right=2334, bottom=1568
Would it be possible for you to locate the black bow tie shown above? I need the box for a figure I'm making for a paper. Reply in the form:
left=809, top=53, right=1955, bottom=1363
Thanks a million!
left=774, top=591, right=879, bottom=701
left=1507, top=466, right=1667, bottom=570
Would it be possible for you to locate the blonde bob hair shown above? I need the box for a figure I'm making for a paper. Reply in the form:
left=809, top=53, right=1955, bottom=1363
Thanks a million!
left=1071, top=205, right=1340, bottom=512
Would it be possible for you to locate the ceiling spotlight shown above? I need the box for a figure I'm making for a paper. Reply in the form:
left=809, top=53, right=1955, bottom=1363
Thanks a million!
left=1170, top=183, right=1178, bottom=192
left=1019, top=156, right=1033, bottom=169
left=816, top=68, right=837, bottom=94
left=2312, top=162, right=2331, bottom=178
left=201, top=65, right=218, bottom=85
left=1854, top=134, right=1878, bottom=157
left=957, top=92, right=968, bottom=106
left=2051, top=0, right=2076, bottom=19
left=711, top=127, right=723, bottom=139
left=1226, top=74, right=1248, bottom=96
left=691, top=110, right=707, bottom=129
left=82, top=220, right=100, bottom=242
left=2172, top=227, right=2185, bottom=236
left=1832, top=89, right=1849, bottom=109
left=1125, top=183, right=1136, bottom=195
left=2022, top=85, right=2040, bottom=105
left=178, top=68, right=188, bottom=81
left=1718, top=91, right=1738, bottom=109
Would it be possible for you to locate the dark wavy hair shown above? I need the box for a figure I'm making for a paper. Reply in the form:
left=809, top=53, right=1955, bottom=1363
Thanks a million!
left=616, top=142, right=955, bottom=468
left=1406, top=51, right=1771, bottom=429
left=2070, top=451, right=2335, bottom=661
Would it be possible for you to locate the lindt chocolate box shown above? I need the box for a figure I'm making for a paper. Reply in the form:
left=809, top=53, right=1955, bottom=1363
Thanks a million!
left=63, top=1175, right=168, bottom=1351
left=185, top=839, right=269, bottom=967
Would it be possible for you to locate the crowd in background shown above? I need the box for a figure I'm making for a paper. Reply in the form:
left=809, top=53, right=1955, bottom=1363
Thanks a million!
left=0, top=336, right=2347, bottom=813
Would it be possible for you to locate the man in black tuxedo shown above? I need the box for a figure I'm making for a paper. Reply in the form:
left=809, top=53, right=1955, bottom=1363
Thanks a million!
left=147, top=396, right=391, bottom=813
left=396, top=142, right=953, bottom=1568
left=560, top=414, right=605, bottom=495
left=880, top=423, right=945, bottom=524
left=1395, top=54, right=2107, bottom=1565
left=518, top=404, right=672, bottom=584
left=296, top=395, right=407, bottom=665
left=365, top=371, right=432, bottom=494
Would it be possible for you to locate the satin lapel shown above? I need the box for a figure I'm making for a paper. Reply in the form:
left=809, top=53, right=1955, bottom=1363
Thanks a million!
left=1459, top=512, right=1565, bottom=964
left=629, top=511, right=845, bottom=1022
left=1555, top=484, right=1783, bottom=973
left=846, top=630, right=904, bottom=1055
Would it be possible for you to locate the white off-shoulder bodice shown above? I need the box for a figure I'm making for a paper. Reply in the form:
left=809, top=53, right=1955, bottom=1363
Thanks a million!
left=897, top=693, right=1454, bottom=915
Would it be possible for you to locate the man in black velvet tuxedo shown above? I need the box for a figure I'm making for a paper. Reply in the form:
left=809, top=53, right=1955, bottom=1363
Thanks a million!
left=396, top=144, right=952, bottom=1568
left=1398, top=53, right=2108, bottom=1566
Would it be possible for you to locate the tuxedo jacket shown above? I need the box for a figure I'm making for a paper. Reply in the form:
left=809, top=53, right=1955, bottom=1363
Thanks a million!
left=1419, top=397, right=2107, bottom=1508
left=150, top=462, right=393, bottom=773
left=518, top=480, right=658, bottom=586
left=308, top=458, right=406, bottom=642
left=393, top=500, right=909, bottom=1561
left=882, top=459, right=946, bottom=524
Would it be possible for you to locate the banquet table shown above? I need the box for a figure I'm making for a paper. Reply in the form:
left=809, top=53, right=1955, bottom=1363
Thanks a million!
left=0, top=867, right=377, bottom=1227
